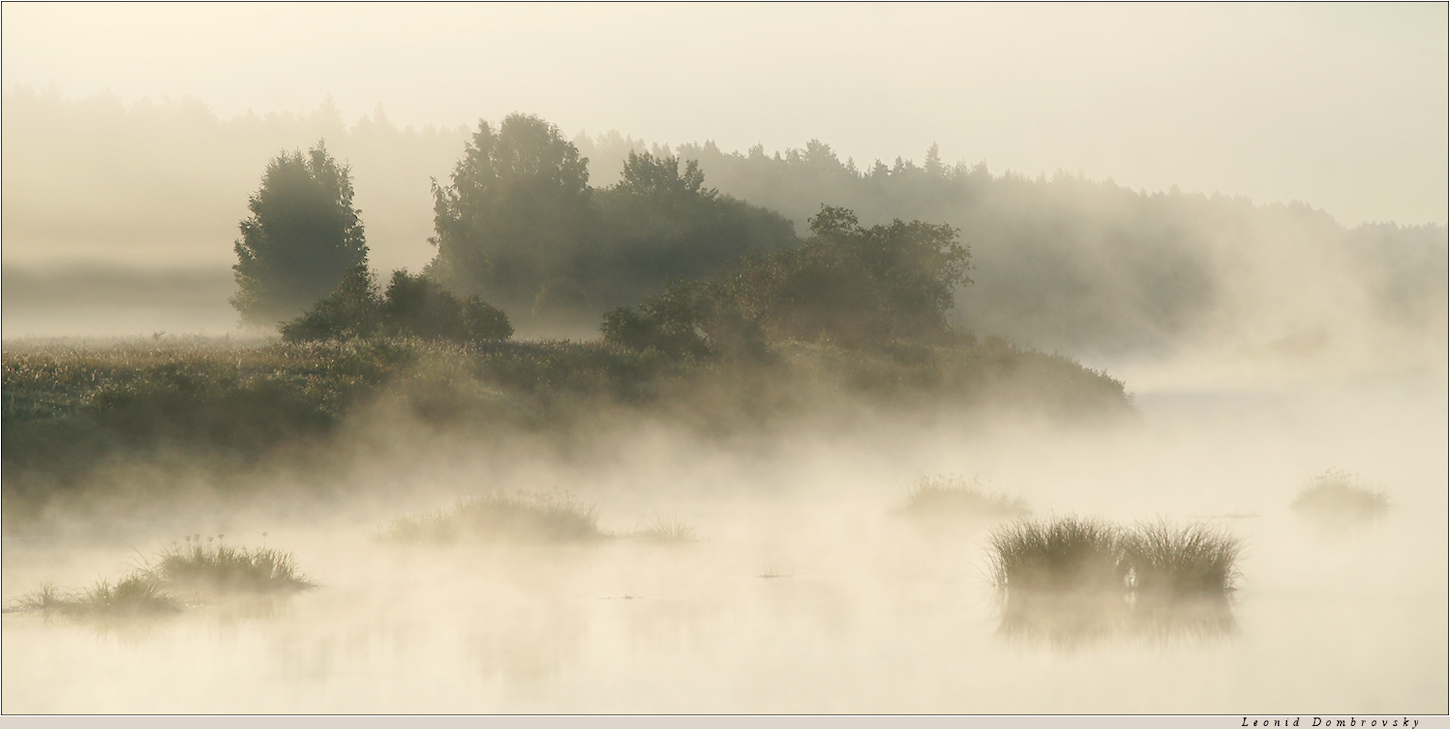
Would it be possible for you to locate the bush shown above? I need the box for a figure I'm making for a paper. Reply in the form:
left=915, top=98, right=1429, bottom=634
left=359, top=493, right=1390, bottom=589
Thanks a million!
left=281, top=268, right=512, bottom=343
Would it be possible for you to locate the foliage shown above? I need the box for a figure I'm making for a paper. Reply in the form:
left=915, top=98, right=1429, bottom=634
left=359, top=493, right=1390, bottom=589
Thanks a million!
left=280, top=268, right=513, bottom=343
left=603, top=205, right=971, bottom=355
left=231, top=141, right=368, bottom=325
left=428, top=122, right=795, bottom=328
left=427, top=113, right=592, bottom=309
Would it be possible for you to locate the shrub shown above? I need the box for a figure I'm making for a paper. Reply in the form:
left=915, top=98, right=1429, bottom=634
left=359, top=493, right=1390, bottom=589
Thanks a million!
left=281, top=268, right=512, bottom=343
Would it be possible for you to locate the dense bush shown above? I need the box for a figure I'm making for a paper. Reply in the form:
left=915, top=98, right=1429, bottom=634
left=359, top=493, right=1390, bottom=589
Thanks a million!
left=281, top=268, right=512, bottom=343
left=603, top=205, right=970, bottom=357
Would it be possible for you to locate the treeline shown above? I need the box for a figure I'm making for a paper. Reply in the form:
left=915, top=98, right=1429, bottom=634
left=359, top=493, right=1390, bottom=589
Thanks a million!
left=8, top=90, right=1445, bottom=361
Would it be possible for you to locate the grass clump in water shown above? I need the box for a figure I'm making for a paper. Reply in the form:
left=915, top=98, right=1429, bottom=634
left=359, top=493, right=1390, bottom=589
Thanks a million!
left=1290, top=468, right=1390, bottom=525
left=1122, top=522, right=1242, bottom=601
left=154, top=534, right=316, bottom=595
left=894, top=474, right=1029, bottom=523
left=986, top=516, right=1244, bottom=647
left=377, top=490, right=606, bottom=544
left=12, top=573, right=180, bottom=618
left=629, top=512, right=699, bottom=543
left=987, top=517, right=1127, bottom=595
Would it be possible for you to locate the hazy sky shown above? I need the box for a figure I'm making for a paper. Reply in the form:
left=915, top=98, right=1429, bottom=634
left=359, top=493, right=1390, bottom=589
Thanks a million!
left=3, top=2, right=1446, bottom=227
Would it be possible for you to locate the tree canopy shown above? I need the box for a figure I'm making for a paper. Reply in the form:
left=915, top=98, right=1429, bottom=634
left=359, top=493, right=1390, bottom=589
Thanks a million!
left=427, top=113, right=592, bottom=309
left=231, top=141, right=368, bottom=325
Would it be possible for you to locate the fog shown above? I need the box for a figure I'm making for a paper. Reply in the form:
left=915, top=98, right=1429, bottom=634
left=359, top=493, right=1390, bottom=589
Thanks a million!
left=2, top=3, right=1446, bottom=718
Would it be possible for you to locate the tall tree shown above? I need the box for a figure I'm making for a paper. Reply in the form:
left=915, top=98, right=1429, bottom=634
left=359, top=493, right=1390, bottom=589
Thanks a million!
left=231, top=141, right=367, bottom=325
left=427, top=113, right=591, bottom=308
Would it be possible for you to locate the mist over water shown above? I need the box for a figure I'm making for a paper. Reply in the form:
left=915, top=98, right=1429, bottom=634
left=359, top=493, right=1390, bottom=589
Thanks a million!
left=2, top=353, right=1444, bottom=713
left=3, top=5, right=1446, bottom=715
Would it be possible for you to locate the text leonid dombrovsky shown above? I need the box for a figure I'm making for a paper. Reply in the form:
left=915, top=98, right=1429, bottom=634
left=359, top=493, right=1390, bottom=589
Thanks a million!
left=1242, top=719, right=1420, bottom=728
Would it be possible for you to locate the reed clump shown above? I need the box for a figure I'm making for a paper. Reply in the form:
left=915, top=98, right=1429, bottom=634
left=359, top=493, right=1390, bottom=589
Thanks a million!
left=630, top=512, right=699, bottom=543
left=987, top=516, right=1243, bottom=646
left=1290, top=468, right=1390, bottom=524
left=376, top=490, right=606, bottom=544
left=1122, top=522, right=1243, bottom=602
left=154, top=534, right=316, bottom=595
left=894, top=474, right=1029, bottom=523
left=8, top=534, right=315, bottom=620
left=11, top=573, right=180, bottom=618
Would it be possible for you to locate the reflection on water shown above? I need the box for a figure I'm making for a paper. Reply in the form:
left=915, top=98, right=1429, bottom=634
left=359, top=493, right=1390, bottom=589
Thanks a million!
left=995, top=590, right=1237, bottom=650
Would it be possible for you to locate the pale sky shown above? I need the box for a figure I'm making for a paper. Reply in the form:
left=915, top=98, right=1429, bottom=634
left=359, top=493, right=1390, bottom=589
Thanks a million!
left=3, top=2, right=1447, bottom=226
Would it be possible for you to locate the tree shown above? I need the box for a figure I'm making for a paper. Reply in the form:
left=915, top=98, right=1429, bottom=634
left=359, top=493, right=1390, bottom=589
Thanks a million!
left=427, top=113, right=591, bottom=308
left=231, top=141, right=367, bottom=325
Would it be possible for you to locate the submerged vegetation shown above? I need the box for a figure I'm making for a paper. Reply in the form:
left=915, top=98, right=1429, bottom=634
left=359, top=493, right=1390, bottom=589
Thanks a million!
left=1290, top=468, right=1391, bottom=525
left=375, top=491, right=606, bottom=545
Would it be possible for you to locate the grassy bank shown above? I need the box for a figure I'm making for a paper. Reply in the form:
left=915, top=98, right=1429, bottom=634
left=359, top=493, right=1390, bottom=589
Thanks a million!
left=2, top=334, right=1134, bottom=524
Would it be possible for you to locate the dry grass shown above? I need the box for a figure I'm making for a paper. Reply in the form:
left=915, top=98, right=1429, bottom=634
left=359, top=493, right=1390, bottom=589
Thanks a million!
left=1291, top=468, right=1390, bottom=524
left=894, top=474, right=1029, bottom=523
left=376, top=490, right=606, bottom=544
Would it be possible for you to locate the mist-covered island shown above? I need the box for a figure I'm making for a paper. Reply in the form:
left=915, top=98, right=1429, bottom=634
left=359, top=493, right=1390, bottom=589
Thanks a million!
left=2, top=3, right=1445, bottom=716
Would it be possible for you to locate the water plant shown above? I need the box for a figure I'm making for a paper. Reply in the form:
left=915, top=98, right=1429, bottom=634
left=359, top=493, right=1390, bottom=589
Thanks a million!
left=1290, top=468, right=1390, bottom=524
left=893, top=473, right=1029, bottom=522
left=985, top=516, right=1245, bottom=647
left=1121, top=522, right=1242, bottom=601
left=12, top=573, right=180, bottom=618
left=376, top=490, right=606, bottom=544
left=153, top=534, right=315, bottom=595
left=986, top=516, right=1128, bottom=595
left=630, top=512, right=699, bottom=543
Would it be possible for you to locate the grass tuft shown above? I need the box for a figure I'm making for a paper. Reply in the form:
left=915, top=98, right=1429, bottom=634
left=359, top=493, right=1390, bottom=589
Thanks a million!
left=153, top=535, right=316, bottom=595
left=630, top=512, right=699, bottom=543
left=987, top=517, right=1127, bottom=594
left=1291, top=468, right=1390, bottom=524
left=894, top=474, right=1029, bottom=522
left=377, top=490, right=606, bottom=544
left=12, top=573, right=180, bottom=618
left=986, top=516, right=1244, bottom=646
left=1121, top=522, right=1242, bottom=601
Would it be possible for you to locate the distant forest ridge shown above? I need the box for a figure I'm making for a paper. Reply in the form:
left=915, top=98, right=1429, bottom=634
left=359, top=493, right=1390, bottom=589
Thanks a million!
left=4, top=89, right=1446, bottom=359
